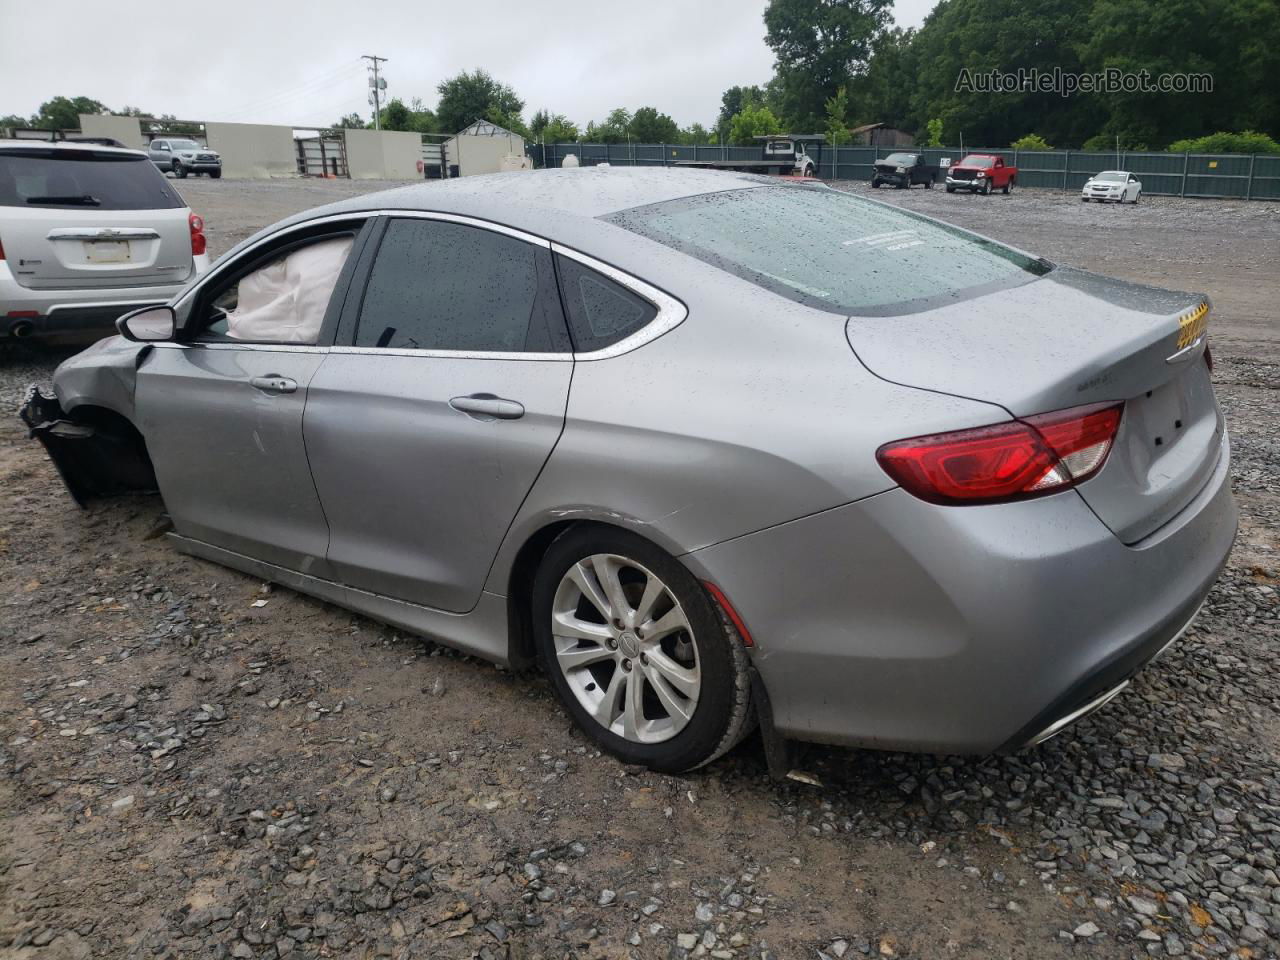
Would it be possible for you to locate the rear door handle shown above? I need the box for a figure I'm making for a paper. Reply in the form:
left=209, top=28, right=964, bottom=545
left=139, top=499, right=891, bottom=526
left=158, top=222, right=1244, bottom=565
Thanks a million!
left=449, top=394, right=525, bottom=421
left=249, top=376, right=298, bottom=394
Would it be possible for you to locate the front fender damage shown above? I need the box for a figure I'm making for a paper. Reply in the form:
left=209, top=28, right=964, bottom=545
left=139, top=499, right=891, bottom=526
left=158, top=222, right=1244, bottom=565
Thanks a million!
left=19, top=386, right=157, bottom=507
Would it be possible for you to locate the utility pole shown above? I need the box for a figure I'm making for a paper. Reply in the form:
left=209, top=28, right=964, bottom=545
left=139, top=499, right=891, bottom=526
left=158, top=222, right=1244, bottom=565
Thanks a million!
left=363, top=55, right=388, bottom=130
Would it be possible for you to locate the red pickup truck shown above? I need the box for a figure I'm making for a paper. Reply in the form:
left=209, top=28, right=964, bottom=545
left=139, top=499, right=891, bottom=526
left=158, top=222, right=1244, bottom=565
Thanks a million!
left=945, top=154, right=1017, bottom=195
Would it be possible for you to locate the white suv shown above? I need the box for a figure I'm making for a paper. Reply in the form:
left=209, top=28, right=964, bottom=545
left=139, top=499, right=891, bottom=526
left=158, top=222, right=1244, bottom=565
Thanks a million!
left=0, top=141, right=211, bottom=345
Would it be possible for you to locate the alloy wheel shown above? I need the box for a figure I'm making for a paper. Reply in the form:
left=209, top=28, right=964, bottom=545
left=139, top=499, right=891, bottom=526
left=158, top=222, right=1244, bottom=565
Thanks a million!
left=550, top=553, right=701, bottom=744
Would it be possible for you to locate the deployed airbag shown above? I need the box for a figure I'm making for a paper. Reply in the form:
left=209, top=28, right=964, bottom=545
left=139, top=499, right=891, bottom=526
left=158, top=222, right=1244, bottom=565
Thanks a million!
left=226, top=236, right=352, bottom=343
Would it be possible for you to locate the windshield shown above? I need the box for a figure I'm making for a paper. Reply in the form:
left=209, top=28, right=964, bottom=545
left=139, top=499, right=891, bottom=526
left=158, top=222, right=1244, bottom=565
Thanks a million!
left=1093, top=171, right=1126, bottom=182
left=611, top=185, right=1050, bottom=315
left=958, top=155, right=994, bottom=167
left=169, top=140, right=201, bottom=151
left=0, top=150, right=185, bottom=210
left=885, top=153, right=917, bottom=165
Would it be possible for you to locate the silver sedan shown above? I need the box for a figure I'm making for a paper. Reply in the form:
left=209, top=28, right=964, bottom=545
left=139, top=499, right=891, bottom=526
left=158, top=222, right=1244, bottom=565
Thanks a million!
left=22, top=168, right=1236, bottom=773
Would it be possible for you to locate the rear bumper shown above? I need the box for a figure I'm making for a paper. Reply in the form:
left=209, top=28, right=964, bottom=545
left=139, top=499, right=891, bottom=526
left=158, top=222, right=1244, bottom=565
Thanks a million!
left=0, top=255, right=209, bottom=342
left=683, top=433, right=1236, bottom=754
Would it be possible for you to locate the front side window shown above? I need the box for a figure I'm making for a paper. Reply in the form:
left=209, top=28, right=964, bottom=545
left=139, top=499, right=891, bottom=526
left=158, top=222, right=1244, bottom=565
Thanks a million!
left=153, top=141, right=169, bottom=151
left=0, top=149, right=183, bottom=210
left=609, top=184, right=1050, bottom=316
left=197, top=234, right=354, bottom=344
left=354, top=218, right=568, bottom=353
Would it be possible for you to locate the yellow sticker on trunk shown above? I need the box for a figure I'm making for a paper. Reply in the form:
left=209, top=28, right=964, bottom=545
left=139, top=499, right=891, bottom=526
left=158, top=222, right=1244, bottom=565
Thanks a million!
left=1176, top=301, right=1209, bottom=350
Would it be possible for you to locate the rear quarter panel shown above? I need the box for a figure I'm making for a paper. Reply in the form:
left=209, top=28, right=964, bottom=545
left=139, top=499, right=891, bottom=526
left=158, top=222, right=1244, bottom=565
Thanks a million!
left=485, top=234, right=1010, bottom=592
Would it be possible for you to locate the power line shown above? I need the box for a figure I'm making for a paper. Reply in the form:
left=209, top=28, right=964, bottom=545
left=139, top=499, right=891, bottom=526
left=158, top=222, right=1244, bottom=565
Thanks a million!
left=218, top=61, right=365, bottom=124
left=232, top=64, right=365, bottom=123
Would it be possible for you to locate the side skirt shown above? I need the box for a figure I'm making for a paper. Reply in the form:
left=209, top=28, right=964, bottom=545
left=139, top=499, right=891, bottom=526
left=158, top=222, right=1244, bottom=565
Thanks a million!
left=168, top=534, right=512, bottom=665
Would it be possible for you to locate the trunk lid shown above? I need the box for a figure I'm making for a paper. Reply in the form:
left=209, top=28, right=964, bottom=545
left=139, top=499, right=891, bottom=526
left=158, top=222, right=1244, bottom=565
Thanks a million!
left=0, top=146, right=193, bottom=290
left=847, top=267, right=1223, bottom=543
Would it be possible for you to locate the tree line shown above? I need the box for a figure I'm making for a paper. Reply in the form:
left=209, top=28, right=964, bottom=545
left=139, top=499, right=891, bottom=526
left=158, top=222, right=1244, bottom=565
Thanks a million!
left=8, top=0, right=1279, bottom=154
left=347, top=0, right=1280, bottom=154
left=1, top=96, right=203, bottom=136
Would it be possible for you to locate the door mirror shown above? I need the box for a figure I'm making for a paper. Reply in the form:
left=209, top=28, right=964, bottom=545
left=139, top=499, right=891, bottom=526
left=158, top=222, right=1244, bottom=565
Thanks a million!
left=117, top=305, right=176, bottom=342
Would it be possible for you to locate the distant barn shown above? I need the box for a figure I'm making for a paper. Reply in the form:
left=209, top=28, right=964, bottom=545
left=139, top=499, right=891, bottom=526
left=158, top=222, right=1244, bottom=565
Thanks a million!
left=850, top=122, right=915, bottom=148
left=445, top=119, right=528, bottom=177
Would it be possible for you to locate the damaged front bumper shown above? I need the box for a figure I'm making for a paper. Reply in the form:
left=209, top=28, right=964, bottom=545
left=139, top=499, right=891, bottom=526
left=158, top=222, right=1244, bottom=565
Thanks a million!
left=19, top=386, right=158, bottom=506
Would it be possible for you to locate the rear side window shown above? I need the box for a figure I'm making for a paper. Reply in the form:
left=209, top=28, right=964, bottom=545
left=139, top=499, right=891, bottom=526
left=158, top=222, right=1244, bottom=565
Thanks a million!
left=555, top=255, right=658, bottom=352
left=354, top=218, right=569, bottom=353
left=0, top=150, right=184, bottom=210
left=609, top=185, right=1049, bottom=315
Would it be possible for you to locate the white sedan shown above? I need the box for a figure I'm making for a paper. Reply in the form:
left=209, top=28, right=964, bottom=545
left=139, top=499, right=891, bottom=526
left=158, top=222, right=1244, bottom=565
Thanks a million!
left=1082, top=170, right=1142, bottom=203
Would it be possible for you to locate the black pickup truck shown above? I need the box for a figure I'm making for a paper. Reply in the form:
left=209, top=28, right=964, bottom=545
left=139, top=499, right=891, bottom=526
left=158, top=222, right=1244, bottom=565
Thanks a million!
left=871, top=152, right=939, bottom=189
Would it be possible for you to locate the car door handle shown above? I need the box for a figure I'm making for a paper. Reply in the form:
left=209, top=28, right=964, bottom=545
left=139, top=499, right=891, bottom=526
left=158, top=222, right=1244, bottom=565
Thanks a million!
left=449, top=394, right=525, bottom=421
left=249, top=376, right=298, bottom=394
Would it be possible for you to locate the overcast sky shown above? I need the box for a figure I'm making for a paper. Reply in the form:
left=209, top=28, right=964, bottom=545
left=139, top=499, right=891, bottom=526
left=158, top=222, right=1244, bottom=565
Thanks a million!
left=1, top=0, right=939, bottom=130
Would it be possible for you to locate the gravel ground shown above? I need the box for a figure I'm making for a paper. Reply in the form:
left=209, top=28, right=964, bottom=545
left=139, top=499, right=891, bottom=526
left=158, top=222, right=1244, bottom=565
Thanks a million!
left=1, top=178, right=1277, bottom=960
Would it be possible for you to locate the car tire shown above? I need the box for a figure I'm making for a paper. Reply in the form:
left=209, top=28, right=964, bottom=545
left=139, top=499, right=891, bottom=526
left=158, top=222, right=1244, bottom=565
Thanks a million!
left=946, top=185, right=955, bottom=193
left=982, top=180, right=991, bottom=195
left=172, top=161, right=187, bottom=179
left=925, top=179, right=933, bottom=189
left=1003, top=178, right=1014, bottom=195
left=210, top=170, right=222, bottom=179
left=532, top=526, right=754, bottom=773
left=871, top=178, right=881, bottom=188
left=1132, top=189, right=1140, bottom=204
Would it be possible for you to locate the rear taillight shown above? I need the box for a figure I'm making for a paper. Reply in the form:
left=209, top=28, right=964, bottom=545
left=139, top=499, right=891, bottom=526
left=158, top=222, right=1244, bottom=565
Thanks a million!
left=876, top=402, right=1123, bottom=505
left=189, top=213, right=206, bottom=256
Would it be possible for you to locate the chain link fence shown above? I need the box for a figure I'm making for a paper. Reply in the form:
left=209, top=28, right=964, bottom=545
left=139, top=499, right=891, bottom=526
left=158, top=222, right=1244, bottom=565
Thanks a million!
left=529, top=142, right=1280, bottom=200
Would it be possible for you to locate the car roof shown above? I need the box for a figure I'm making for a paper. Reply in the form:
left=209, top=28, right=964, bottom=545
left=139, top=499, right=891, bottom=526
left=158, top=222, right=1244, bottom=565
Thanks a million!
left=223, top=167, right=792, bottom=291
left=276, top=166, right=782, bottom=251
left=0, top=139, right=147, bottom=158
left=323, top=166, right=774, bottom=220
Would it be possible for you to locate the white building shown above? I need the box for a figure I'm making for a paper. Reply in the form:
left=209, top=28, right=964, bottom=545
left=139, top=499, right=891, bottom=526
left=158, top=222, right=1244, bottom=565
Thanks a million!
left=445, top=120, right=527, bottom=177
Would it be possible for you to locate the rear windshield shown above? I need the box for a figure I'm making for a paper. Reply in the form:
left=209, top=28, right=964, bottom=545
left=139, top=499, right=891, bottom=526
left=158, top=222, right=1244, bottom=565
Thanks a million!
left=0, top=150, right=184, bottom=210
left=609, top=185, right=1050, bottom=315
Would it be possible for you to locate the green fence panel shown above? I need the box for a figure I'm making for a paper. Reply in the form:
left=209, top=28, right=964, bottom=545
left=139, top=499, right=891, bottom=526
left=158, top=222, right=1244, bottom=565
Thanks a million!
left=533, top=143, right=1279, bottom=199
left=1010, top=150, right=1067, bottom=190
left=1250, top=155, right=1280, bottom=199
left=666, top=144, right=695, bottom=164
left=1113, top=153, right=1184, bottom=196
